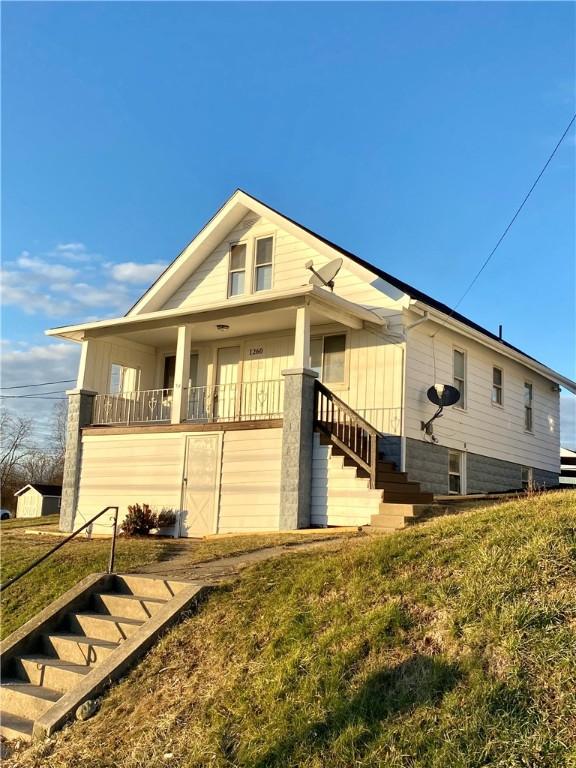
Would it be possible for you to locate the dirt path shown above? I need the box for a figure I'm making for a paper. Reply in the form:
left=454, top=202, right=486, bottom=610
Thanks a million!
left=135, top=535, right=359, bottom=584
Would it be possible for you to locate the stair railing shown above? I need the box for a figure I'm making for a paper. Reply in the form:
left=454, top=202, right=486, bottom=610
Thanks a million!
left=314, top=381, right=379, bottom=489
left=0, top=506, right=119, bottom=593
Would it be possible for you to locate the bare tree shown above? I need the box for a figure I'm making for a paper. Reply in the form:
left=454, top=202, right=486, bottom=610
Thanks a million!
left=0, top=410, right=36, bottom=510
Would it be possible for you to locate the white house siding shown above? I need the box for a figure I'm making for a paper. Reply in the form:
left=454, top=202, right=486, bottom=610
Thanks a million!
left=16, top=489, right=42, bottom=518
left=75, top=428, right=283, bottom=535
left=79, top=337, right=157, bottom=393
left=404, top=321, right=561, bottom=473
left=161, top=213, right=405, bottom=316
left=218, top=428, right=283, bottom=533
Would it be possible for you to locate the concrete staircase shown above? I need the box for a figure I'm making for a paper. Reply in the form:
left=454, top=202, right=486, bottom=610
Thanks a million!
left=0, top=573, right=206, bottom=742
left=312, top=433, right=437, bottom=530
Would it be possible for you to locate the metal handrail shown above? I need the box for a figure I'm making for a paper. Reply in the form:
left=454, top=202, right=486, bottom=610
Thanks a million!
left=0, top=506, right=119, bottom=593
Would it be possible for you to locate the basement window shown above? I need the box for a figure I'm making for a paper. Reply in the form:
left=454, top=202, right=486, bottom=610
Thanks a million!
left=254, top=236, right=274, bottom=292
left=521, top=466, right=533, bottom=491
left=448, top=450, right=463, bottom=494
left=310, top=334, right=346, bottom=384
left=453, top=349, right=466, bottom=408
left=524, top=382, right=533, bottom=432
left=492, top=367, right=503, bottom=406
left=228, top=243, right=246, bottom=297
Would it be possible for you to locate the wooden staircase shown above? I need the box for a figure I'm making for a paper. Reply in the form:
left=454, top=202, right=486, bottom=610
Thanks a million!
left=0, top=574, right=206, bottom=742
left=314, top=381, right=436, bottom=531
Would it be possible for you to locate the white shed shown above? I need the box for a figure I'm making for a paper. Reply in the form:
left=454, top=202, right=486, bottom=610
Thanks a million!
left=14, top=484, right=62, bottom=518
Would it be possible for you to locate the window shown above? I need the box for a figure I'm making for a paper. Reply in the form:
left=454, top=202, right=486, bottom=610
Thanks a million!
left=228, top=243, right=246, bottom=297
left=448, top=450, right=463, bottom=494
left=524, top=382, right=533, bottom=432
left=254, top=236, right=273, bottom=292
left=521, top=466, right=533, bottom=491
left=453, top=349, right=466, bottom=408
left=163, top=354, right=199, bottom=390
left=109, top=364, right=139, bottom=394
left=310, top=334, right=346, bottom=384
left=492, top=367, right=503, bottom=405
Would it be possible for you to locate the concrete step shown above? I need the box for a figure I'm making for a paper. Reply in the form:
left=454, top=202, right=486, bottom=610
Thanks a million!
left=0, top=711, right=34, bottom=742
left=378, top=503, right=434, bottom=517
left=43, top=633, right=119, bottom=666
left=0, top=681, right=61, bottom=720
left=68, top=613, right=143, bottom=643
left=16, top=656, right=91, bottom=692
left=92, top=592, right=167, bottom=621
left=114, top=574, right=188, bottom=600
left=371, top=513, right=416, bottom=530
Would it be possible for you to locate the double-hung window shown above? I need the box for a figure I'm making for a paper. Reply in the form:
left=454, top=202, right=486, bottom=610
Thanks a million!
left=254, top=236, right=273, bottom=292
left=448, top=450, right=464, bottom=494
left=524, top=382, right=533, bottom=432
left=109, top=364, right=139, bottom=394
left=453, top=349, right=466, bottom=408
left=492, top=367, right=503, bottom=406
left=228, top=243, right=246, bottom=297
left=310, top=334, right=346, bottom=384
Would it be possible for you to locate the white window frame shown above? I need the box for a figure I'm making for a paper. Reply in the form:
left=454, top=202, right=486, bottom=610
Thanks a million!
left=491, top=366, right=503, bottom=407
left=521, top=466, right=533, bottom=491
left=448, top=450, right=466, bottom=495
left=109, top=363, right=140, bottom=394
left=227, top=241, right=247, bottom=298
left=253, top=234, right=275, bottom=293
left=310, top=332, right=348, bottom=387
left=524, top=381, right=534, bottom=433
left=453, top=348, right=467, bottom=410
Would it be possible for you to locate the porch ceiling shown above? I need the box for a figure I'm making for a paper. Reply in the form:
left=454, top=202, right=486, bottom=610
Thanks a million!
left=46, top=285, right=386, bottom=345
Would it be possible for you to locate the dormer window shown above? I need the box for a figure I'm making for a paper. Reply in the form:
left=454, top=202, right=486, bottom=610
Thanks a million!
left=254, top=236, right=273, bottom=292
left=228, top=243, right=246, bottom=297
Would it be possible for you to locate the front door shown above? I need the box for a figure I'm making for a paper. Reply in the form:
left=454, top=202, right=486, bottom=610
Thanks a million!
left=215, top=346, right=240, bottom=421
left=179, top=434, right=222, bottom=537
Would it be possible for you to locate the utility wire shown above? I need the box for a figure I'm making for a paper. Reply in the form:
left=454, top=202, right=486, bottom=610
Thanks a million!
left=0, top=379, right=75, bottom=391
left=0, top=390, right=68, bottom=398
left=0, top=395, right=67, bottom=400
left=450, top=112, right=576, bottom=314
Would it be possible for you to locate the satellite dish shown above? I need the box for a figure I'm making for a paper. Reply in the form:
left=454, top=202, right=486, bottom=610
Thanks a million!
left=427, top=384, right=460, bottom=408
left=305, top=258, right=343, bottom=291
left=421, top=384, right=461, bottom=437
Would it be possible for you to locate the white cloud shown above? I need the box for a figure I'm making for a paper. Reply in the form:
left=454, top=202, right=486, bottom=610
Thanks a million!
left=17, top=255, right=77, bottom=282
left=54, top=242, right=98, bottom=263
left=56, top=242, right=86, bottom=253
left=110, top=261, right=166, bottom=284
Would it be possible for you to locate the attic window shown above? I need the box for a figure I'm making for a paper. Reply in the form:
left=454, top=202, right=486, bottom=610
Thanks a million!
left=254, top=236, right=273, bottom=292
left=228, top=243, right=246, bottom=297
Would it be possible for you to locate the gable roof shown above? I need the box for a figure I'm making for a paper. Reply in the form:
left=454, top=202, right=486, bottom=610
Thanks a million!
left=15, top=483, right=62, bottom=497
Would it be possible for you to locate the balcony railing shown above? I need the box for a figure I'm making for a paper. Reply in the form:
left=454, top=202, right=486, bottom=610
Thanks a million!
left=187, top=380, right=284, bottom=423
left=92, top=389, right=173, bottom=425
left=91, top=381, right=285, bottom=426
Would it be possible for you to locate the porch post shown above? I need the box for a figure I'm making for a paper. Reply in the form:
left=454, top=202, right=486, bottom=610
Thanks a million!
left=280, top=303, right=317, bottom=529
left=60, top=389, right=97, bottom=532
left=171, top=325, right=192, bottom=424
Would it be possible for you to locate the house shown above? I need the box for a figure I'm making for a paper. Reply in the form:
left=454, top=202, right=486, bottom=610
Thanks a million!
left=560, top=447, right=576, bottom=487
left=48, top=190, right=576, bottom=536
left=14, top=484, right=62, bottom=518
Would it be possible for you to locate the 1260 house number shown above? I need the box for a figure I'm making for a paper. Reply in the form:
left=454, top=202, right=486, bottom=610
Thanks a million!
left=249, top=347, right=264, bottom=357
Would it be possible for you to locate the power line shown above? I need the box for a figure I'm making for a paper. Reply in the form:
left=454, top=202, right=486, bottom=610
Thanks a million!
left=451, top=112, right=576, bottom=314
left=0, top=395, right=67, bottom=400
left=0, top=379, right=75, bottom=391
left=0, top=390, right=68, bottom=398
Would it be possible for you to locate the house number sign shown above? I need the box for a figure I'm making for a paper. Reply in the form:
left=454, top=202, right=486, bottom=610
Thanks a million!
left=249, top=347, right=264, bottom=357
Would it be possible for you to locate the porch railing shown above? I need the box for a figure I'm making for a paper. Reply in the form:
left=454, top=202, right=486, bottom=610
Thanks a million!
left=314, top=380, right=379, bottom=489
left=92, top=389, right=173, bottom=425
left=354, top=407, right=402, bottom=436
left=187, top=380, right=284, bottom=423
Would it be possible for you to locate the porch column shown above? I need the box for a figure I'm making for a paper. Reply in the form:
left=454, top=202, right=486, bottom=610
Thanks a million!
left=171, top=325, right=192, bottom=424
left=280, top=303, right=317, bottom=529
left=60, top=389, right=97, bottom=532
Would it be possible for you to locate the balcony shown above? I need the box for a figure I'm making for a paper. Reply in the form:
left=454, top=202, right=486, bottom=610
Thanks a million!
left=91, top=380, right=285, bottom=427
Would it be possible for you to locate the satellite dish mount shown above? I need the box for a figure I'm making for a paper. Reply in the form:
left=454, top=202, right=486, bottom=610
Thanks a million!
left=421, top=384, right=461, bottom=439
left=305, top=258, right=343, bottom=291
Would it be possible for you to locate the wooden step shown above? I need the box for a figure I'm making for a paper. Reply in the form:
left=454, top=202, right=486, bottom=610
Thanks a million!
left=0, top=711, right=34, bottom=742
left=43, top=633, right=119, bottom=666
left=0, top=681, right=61, bottom=720
left=380, top=490, right=434, bottom=504
left=376, top=481, right=422, bottom=494
left=16, top=656, right=91, bottom=692
left=376, top=471, right=409, bottom=484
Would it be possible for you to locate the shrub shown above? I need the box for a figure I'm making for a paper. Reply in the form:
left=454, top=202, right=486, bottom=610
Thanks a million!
left=157, top=508, right=177, bottom=528
left=121, top=503, right=157, bottom=536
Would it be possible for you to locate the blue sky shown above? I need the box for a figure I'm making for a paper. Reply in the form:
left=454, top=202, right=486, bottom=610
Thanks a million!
left=1, top=1, right=575, bottom=445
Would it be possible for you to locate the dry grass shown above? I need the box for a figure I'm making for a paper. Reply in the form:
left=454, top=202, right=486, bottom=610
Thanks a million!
left=7, top=490, right=576, bottom=768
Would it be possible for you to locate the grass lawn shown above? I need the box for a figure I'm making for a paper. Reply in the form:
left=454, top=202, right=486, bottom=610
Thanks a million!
left=9, top=489, right=576, bottom=768
left=0, top=524, right=354, bottom=640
